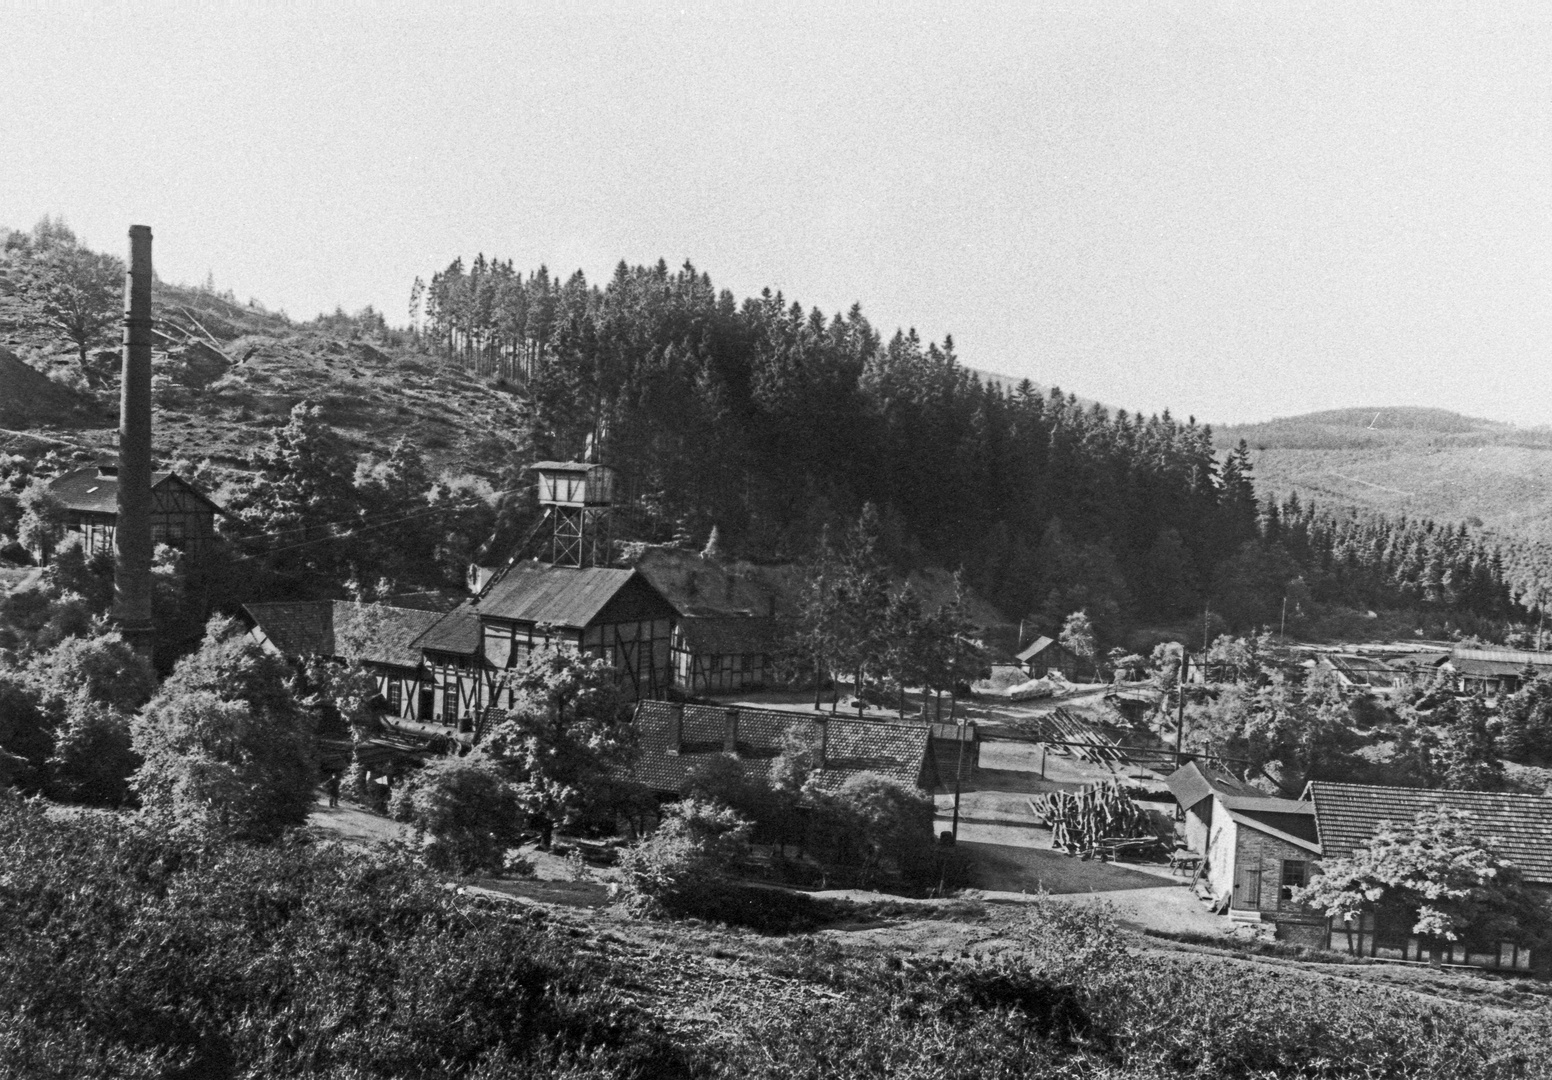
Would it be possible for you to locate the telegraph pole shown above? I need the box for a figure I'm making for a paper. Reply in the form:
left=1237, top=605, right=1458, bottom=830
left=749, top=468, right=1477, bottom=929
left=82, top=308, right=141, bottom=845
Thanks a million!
left=950, top=715, right=967, bottom=842
left=1175, top=648, right=1189, bottom=767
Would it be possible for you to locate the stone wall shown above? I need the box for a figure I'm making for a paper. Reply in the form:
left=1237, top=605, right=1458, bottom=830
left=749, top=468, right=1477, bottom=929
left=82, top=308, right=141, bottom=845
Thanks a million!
left=1233, top=822, right=1317, bottom=913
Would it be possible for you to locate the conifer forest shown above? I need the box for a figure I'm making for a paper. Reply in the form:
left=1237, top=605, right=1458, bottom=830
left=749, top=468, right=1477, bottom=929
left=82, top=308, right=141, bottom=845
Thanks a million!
left=421, top=256, right=1525, bottom=641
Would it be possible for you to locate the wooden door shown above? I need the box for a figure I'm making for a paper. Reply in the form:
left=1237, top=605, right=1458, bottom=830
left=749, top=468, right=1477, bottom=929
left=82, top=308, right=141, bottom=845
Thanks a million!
left=1233, top=866, right=1262, bottom=909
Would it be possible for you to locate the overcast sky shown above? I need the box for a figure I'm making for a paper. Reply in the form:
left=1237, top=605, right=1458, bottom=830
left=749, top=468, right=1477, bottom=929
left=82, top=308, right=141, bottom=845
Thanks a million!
left=4, top=2, right=1550, bottom=426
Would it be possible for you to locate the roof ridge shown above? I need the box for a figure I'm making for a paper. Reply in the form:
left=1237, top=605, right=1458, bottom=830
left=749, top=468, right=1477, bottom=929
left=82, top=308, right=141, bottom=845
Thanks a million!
left=1311, top=781, right=1552, bottom=801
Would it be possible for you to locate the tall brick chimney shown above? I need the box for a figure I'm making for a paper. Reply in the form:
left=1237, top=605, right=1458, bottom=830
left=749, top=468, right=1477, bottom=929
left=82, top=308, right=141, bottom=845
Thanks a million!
left=112, top=225, right=154, bottom=655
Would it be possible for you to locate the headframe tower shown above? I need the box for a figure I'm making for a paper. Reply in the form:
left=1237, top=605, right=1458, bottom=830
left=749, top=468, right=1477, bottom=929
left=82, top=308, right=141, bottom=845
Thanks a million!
left=531, top=460, right=616, bottom=568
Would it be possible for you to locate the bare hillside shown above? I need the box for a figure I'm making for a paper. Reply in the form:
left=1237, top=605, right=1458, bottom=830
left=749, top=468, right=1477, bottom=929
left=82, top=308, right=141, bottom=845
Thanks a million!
left=0, top=265, right=528, bottom=482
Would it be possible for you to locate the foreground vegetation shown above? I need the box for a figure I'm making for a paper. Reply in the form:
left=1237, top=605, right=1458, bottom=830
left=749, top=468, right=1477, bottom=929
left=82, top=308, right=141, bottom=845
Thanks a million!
left=3, top=794, right=1550, bottom=1080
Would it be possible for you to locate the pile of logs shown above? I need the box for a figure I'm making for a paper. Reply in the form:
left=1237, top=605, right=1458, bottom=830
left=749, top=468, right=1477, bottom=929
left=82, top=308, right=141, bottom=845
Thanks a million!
left=1030, top=778, right=1153, bottom=855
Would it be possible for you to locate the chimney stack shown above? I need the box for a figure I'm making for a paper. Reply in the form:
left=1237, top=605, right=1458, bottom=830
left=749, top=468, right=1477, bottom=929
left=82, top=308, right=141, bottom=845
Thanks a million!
left=723, top=708, right=739, bottom=755
left=666, top=703, right=684, bottom=755
left=112, top=225, right=154, bottom=654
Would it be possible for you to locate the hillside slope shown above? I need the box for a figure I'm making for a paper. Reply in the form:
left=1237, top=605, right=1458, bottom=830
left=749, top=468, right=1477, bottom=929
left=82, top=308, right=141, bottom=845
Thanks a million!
left=0, top=265, right=528, bottom=484
left=1218, top=406, right=1552, bottom=591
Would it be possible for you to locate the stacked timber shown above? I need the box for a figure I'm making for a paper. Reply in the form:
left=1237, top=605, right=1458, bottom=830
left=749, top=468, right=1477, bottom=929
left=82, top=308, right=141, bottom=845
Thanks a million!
left=1030, top=779, right=1153, bottom=856
left=1038, top=708, right=1127, bottom=766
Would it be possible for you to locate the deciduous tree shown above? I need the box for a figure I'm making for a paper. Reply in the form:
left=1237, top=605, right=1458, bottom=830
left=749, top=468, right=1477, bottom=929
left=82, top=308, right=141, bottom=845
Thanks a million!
left=1294, top=807, right=1550, bottom=949
left=131, top=617, right=316, bottom=840
left=476, top=643, right=631, bottom=848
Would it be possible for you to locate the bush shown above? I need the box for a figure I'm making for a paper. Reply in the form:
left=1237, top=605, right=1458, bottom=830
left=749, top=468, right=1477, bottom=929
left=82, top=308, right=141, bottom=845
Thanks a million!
left=619, top=798, right=751, bottom=914
left=394, top=755, right=527, bottom=875
left=45, top=696, right=138, bottom=806
left=715, top=897, right=1552, bottom=1080
left=806, top=772, right=936, bottom=886
left=0, top=794, right=689, bottom=1079
left=130, top=617, right=316, bottom=841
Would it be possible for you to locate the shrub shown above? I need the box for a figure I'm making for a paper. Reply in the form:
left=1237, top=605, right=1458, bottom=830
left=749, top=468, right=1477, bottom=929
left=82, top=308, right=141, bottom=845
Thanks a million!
left=45, top=696, right=138, bottom=806
left=131, top=617, right=316, bottom=841
left=395, top=755, right=527, bottom=875
left=619, top=798, right=750, bottom=914
left=0, top=794, right=689, bottom=1079
left=806, top=772, right=936, bottom=886
left=502, top=848, right=536, bottom=878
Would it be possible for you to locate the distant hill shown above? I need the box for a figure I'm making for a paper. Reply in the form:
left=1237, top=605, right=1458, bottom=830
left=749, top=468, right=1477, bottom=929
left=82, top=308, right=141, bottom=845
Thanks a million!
left=1217, top=406, right=1552, bottom=593
left=967, top=366, right=1106, bottom=411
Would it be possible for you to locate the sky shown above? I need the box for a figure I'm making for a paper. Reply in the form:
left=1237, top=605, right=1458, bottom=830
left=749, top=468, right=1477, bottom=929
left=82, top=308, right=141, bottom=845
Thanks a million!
left=4, top=2, right=1551, bottom=427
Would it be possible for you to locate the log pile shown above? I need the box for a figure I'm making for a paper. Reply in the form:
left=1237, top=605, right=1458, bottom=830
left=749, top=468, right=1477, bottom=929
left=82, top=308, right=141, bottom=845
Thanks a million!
left=1029, top=778, right=1154, bottom=855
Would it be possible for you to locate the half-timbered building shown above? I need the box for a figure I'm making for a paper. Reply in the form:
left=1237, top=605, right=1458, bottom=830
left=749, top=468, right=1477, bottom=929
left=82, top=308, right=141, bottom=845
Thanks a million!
left=242, top=599, right=448, bottom=728
left=471, top=561, right=677, bottom=707
left=42, top=465, right=220, bottom=562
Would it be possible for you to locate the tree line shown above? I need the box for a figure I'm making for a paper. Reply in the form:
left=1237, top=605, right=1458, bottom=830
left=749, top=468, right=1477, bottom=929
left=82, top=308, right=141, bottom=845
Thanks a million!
left=420, top=254, right=1532, bottom=644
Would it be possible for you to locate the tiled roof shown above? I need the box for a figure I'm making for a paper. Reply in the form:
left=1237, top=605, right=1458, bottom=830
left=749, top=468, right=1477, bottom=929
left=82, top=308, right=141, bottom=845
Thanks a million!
left=243, top=601, right=331, bottom=657
left=630, top=701, right=930, bottom=795
left=330, top=602, right=444, bottom=669
left=411, top=602, right=482, bottom=656
left=1306, top=782, right=1552, bottom=884
left=49, top=467, right=220, bottom=514
left=477, top=562, right=639, bottom=628
left=242, top=600, right=444, bottom=669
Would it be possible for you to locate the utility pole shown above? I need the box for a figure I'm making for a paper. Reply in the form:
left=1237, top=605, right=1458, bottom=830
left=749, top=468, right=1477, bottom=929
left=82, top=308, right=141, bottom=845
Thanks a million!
left=950, top=715, right=967, bottom=842
left=1175, top=648, right=1189, bottom=767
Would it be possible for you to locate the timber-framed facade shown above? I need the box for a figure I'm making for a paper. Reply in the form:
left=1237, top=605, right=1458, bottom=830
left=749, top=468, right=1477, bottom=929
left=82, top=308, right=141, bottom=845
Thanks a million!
left=43, top=465, right=220, bottom=562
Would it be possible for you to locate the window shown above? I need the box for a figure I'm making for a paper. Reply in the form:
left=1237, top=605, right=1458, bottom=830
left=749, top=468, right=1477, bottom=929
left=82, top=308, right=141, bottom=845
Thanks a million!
left=1280, top=860, right=1307, bottom=901
left=386, top=681, right=402, bottom=712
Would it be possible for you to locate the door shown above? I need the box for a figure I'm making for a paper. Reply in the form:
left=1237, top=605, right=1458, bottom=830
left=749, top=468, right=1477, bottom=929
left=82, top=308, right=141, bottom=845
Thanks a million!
left=1233, top=865, right=1262, bottom=909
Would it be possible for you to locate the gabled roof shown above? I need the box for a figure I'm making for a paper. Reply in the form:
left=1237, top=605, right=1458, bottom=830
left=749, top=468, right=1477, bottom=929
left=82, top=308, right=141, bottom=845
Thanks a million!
left=1016, top=636, right=1066, bottom=663
left=242, top=600, right=444, bottom=669
left=243, top=601, right=331, bottom=658
left=477, top=562, right=653, bottom=628
left=675, top=614, right=789, bottom=655
left=331, top=602, right=445, bottom=669
left=1447, top=657, right=1540, bottom=680
left=1305, top=782, right=1552, bottom=885
left=1165, top=760, right=1266, bottom=810
left=1223, top=807, right=1322, bottom=854
left=1450, top=647, right=1552, bottom=668
left=49, top=467, right=221, bottom=515
left=631, top=701, right=931, bottom=794
left=410, top=602, right=483, bottom=656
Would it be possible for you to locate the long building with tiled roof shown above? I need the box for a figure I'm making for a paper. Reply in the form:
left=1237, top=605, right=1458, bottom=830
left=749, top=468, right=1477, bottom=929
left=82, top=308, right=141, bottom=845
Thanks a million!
left=1305, top=782, right=1552, bottom=885
left=632, top=701, right=934, bottom=795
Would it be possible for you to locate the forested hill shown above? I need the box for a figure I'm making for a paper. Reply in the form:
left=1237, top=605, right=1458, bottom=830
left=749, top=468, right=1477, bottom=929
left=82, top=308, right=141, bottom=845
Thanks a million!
left=420, top=255, right=1528, bottom=641
left=0, top=221, right=1533, bottom=646
left=1218, top=406, right=1552, bottom=595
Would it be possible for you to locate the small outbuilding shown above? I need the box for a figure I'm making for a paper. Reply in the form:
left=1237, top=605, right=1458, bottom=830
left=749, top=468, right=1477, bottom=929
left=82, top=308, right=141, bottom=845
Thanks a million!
left=42, top=464, right=220, bottom=562
left=1164, top=761, right=1319, bottom=918
left=1015, top=636, right=1082, bottom=680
